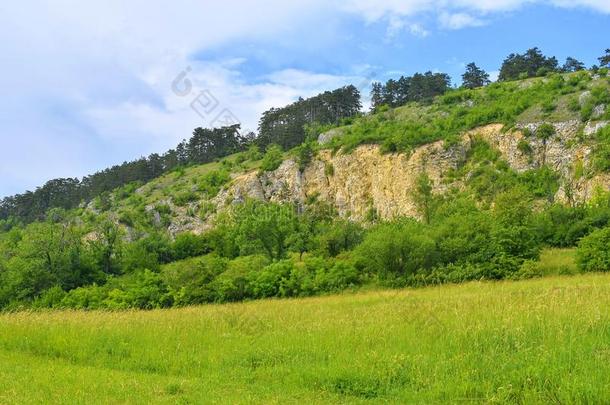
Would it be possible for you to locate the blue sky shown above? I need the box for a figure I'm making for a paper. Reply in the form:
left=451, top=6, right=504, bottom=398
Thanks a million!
left=1, top=0, right=609, bottom=198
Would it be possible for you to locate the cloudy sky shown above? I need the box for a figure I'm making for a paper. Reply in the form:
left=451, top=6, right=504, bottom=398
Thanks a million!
left=1, top=1, right=609, bottom=197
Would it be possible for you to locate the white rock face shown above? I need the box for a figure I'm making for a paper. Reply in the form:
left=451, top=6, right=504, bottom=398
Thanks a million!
left=160, top=122, right=610, bottom=233
left=592, top=104, right=606, bottom=119
left=584, top=121, right=609, bottom=137
left=317, top=128, right=344, bottom=145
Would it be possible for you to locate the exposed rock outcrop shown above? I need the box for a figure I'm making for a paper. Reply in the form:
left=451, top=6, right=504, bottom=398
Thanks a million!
left=213, top=122, right=610, bottom=222
left=147, top=121, right=610, bottom=234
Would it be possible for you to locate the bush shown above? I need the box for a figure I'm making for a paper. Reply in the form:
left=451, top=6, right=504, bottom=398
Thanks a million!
left=162, top=255, right=228, bottom=305
left=60, top=284, right=107, bottom=310
left=510, top=260, right=545, bottom=280
left=251, top=260, right=294, bottom=298
left=593, top=125, right=610, bottom=172
left=171, top=233, right=210, bottom=261
left=260, top=144, right=283, bottom=172
left=210, top=255, right=269, bottom=302
left=103, top=270, right=172, bottom=310
left=355, top=220, right=437, bottom=281
left=198, top=170, right=230, bottom=198
left=517, top=139, right=533, bottom=155
left=245, top=144, right=262, bottom=161
left=314, top=261, right=360, bottom=292
left=295, top=142, right=315, bottom=172
left=31, top=286, right=66, bottom=309
left=173, top=190, right=198, bottom=206
left=576, top=227, right=610, bottom=272
left=536, top=123, right=556, bottom=141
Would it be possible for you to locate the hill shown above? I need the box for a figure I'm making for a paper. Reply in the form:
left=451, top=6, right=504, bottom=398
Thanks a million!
left=90, top=70, right=610, bottom=233
left=1, top=69, right=610, bottom=311
left=1, top=272, right=609, bottom=403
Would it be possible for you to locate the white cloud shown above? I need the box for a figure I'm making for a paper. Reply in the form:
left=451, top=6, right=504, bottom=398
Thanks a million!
left=345, top=0, right=610, bottom=19
left=385, top=16, right=430, bottom=39
left=439, top=12, right=486, bottom=29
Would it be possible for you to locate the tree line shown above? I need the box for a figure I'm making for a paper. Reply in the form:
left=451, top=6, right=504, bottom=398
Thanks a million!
left=370, top=71, right=451, bottom=110
left=0, top=124, right=248, bottom=223
left=2, top=47, right=609, bottom=224
left=257, top=85, right=362, bottom=150
left=370, top=47, right=610, bottom=111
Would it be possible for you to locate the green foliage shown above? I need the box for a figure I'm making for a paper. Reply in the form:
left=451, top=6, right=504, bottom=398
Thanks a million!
left=329, top=74, right=586, bottom=155
left=162, top=255, right=228, bottom=305
left=581, top=85, right=610, bottom=122
left=245, top=144, right=262, bottom=161
left=197, top=169, right=230, bottom=198
left=536, top=123, right=556, bottom=140
left=411, top=173, right=435, bottom=224
left=576, top=227, right=610, bottom=272
left=355, top=220, right=437, bottom=281
left=520, top=166, right=559, bottom=201
left=592, top=125, right=610, bottom=172
left=295, top=141, right=315, bottom=172
left=499, top=47, right=559, bottom=81
left=462, top=62, right=490, bottom=89
left=170, top=233, right=210, bottom=261
left=260, top=144, right=283, bottom=172
left=172, top=190, right=198, bottom=206
left=517, top=139, right=533, bottom=155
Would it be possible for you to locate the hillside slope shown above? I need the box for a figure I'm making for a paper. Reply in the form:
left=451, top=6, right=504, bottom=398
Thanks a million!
left=101, top=71, right=610, bottom=234
left=2, top=70, right=610, bottom=312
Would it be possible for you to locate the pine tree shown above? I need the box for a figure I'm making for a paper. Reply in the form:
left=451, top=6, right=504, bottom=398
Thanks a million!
left=562, top=57, right=585, bottom=72
left=599, top=49, right=610, bottom=68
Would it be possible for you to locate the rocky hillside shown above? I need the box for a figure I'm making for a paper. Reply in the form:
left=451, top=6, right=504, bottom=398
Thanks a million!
left=91, top=71, right=610, bottom=236
left=216, top=121, right=609, bottom=222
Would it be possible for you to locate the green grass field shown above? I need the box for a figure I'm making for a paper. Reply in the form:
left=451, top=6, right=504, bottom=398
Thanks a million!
left=1, top=267, right=610, bottom=404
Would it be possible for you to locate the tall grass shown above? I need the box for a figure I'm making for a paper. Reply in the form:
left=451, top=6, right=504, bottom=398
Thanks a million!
left=1, top=272, right=610, bottom=403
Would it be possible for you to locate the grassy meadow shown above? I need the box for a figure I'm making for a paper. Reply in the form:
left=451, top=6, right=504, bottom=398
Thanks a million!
left=1, top=262, right=610, bottom=403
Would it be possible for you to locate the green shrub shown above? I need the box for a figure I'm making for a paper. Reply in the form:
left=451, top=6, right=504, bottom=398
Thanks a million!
left=295, top=142, right=315, bottom=172
left=155, top=204, right=172, bottom=215
left=260, top=144, right=283, bottom=172
left=171, top=233, right=210, bottom=261
left=251, top=260, right=294, bottom=298
left=536, top=123, right=556, bottom=141
left=576, top=227, right=610, bottom=272
left=31, top=286, right=66, bottom=309
left=541, top=99, right=556, bottom=113
left=592, top=125, right=610, bottom=172
left=314, top=261, right=360, bottom=292
left=162, top=255, right=228, bottom=305
left=510, top=260, right=545, bottom=280
left=198, top=170, right=230, bottom=198
left=210, top=255, right=270, bottom=302
left=355, top=220, right=437, bottom=281
left=173, top=190, right=198, bottom=206
left=245, top=144, right=262, bottom=161
left=517, top=139, right=533, bottom=155
left=103, top=270, right=172, bottom=310
left=60, top=285, right=107, bottom=310
left=567, top=96, right=581, bottom=112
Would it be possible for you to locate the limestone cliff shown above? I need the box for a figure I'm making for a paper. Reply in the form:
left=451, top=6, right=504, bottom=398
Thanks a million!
left=211, top=121, right=609, bottom=223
